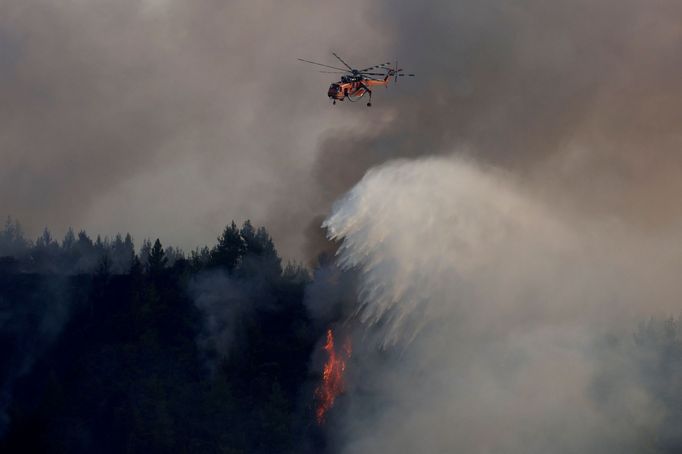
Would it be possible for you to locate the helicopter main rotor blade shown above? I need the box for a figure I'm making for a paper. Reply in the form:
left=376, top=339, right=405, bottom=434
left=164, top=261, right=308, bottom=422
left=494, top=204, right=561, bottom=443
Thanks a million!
left=360, top=62, right=392, bottom=71
left=331, top=52, right=354, bottom=71
left=317, top=70, right=349, bottom=74
left=297, top=58, right=349, bottom=72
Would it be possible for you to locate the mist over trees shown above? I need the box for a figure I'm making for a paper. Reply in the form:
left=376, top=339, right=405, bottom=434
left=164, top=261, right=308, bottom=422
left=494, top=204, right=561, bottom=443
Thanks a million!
left=1, top=216, right=682, bottom=453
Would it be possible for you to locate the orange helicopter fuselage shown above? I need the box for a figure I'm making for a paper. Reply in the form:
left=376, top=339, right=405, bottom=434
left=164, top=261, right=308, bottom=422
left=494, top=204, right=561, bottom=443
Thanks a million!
left=327, top=75, right=390, bottom=101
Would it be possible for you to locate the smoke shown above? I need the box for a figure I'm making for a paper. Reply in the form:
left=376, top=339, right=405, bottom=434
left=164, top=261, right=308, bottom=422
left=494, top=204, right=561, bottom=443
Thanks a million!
left=304, top=262, right=358, bottom=328
left=0, top=276, right=72, bottom=437
left=5, top=1, right=682, bottom=261
left=321, top=157, right=682, bottom=453
left=312, top=0, right=682, bottom=241
left=0, top=0, right=379, bottom=259
left=189, top=269, right=274, bottom=374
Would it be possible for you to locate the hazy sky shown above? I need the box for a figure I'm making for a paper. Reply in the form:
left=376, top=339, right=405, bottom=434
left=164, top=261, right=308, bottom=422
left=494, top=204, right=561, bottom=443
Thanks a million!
left=0, top=0, right=386, bottom=259
left=2, top=0, right=682, bottom=260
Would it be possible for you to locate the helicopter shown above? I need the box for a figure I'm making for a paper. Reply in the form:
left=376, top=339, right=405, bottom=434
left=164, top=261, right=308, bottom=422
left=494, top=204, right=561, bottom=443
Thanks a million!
left=298, top=52, right=415, bottom=106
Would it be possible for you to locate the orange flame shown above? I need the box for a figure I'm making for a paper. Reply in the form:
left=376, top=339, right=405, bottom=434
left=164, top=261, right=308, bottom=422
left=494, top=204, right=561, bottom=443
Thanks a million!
left=314, top=328, right=352, bottom=425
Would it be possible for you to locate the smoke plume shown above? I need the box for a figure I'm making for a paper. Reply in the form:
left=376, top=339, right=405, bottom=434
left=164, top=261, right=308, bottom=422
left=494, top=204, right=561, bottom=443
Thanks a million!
left=321, top=156, right=682, bottom=453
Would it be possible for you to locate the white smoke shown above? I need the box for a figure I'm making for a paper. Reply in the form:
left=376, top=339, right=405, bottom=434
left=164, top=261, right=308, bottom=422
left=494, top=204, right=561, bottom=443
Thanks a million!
left=322, top=156, right=682, bottom=453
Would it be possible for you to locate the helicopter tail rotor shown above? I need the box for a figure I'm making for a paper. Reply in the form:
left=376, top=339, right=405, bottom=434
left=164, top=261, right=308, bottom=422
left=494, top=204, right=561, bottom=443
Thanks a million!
left=388, top=61, right=415, bottom=84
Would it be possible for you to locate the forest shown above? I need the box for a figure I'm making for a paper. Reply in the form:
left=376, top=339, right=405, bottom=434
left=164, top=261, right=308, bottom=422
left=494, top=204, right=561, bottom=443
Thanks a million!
left=1, top=216, right=682, bottom=453
left=0, top=218, right=324, bottom=453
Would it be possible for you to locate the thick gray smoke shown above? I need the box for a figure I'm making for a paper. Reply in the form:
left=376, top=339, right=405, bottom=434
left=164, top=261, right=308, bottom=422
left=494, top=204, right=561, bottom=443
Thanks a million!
left=4, top=1, right=682, bottom=262
left=0, top=0, right=376, bottom=259
left=322, top=157, right=682, bottom=453
left=313, top=0, right=682, bottom=243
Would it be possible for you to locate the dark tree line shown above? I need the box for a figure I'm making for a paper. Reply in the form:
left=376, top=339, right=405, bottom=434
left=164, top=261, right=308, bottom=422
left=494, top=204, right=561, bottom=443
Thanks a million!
left=0, top=217, right=190, bottom=276
left=0, top=219, right=323, bottom=454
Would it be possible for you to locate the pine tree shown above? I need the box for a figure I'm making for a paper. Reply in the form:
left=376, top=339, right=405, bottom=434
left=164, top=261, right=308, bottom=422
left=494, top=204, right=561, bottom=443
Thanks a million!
left=62, top=228, right=76, bottom=250
left=139, top=239, right=152, bottom=268
left=147, top=239, right=167, bottom=275
left=210, top=222, right=245, bottom=271
left=238, top=222, right=281, bottom=278
left=0, top=217, right=29, bottom=258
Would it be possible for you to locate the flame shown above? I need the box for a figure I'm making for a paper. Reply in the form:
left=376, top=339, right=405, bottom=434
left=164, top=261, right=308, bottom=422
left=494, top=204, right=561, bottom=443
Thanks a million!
left=314, top=328, right=352, bottom=425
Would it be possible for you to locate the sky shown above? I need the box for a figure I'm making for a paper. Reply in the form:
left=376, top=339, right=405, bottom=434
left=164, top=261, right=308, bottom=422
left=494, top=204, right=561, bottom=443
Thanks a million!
left=2, top=0, right=682, bottom=261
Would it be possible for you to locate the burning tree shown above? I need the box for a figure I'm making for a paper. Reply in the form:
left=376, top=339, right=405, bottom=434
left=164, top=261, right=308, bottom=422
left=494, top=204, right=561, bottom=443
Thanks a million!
left=314, top=328, right=352, bottom=425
